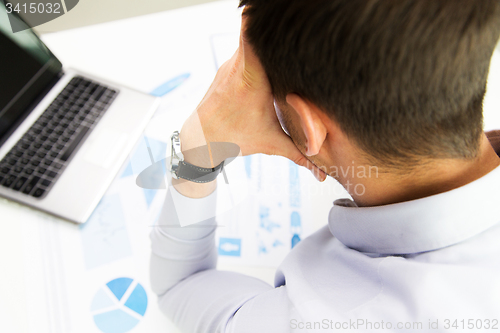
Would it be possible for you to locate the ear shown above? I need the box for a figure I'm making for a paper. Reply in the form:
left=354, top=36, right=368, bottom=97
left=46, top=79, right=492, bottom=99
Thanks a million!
left=286, top=94, right=328, bottom=156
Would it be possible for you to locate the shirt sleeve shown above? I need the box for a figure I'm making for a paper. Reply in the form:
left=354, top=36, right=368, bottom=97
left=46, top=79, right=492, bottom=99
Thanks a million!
left=149, top=184, right=277, bottom=333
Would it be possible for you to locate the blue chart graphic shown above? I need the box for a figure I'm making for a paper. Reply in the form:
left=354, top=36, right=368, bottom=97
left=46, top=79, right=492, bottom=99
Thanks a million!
left=91, top=278, right=148, bottom=333
left=259, top=206, right=281, bottom=232
left=218, top=238, right=242, bottom=256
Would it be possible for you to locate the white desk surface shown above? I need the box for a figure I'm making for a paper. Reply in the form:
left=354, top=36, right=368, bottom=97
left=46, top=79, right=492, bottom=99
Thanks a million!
left=1, top=1, right=500, bottom=332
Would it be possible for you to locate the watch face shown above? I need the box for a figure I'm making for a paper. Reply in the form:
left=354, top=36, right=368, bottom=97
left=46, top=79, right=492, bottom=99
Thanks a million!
left=170, top=132, right=181, bottom=179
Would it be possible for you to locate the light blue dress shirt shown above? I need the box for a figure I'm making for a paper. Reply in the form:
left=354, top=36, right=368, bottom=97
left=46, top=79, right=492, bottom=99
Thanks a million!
left=150, top=165, right=500, bottom=333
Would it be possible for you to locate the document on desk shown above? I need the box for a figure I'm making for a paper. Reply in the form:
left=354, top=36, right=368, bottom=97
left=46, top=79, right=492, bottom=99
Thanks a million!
left=214, top=154, right=314, bottom=267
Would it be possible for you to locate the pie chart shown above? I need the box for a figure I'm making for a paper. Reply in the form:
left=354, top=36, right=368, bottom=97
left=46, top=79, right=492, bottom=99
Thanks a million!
left=91, top=278, right=148, bottom=333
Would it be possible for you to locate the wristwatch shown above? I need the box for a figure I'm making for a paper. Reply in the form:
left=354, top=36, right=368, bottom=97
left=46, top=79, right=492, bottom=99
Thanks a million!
left=170, top=131, right=225, bottom=183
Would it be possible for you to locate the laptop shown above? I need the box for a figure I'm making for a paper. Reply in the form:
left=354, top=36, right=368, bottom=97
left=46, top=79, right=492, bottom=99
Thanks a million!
left=0, top=3, right=160, bottom=223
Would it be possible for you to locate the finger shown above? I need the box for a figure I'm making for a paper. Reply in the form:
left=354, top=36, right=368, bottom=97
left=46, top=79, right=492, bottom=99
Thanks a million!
left=486, top=130, right=500, bottom=144
left=293, top=154, right=328, bottom=182
left=266, top=133, right=327, bottom=182
left=486, top=130, right=500, bottom=155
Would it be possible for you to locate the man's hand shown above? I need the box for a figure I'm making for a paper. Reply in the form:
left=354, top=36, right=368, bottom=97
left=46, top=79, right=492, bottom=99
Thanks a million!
left=486, top=130, right=500, bottom=157
left=179, top=15, right=326, bottom=184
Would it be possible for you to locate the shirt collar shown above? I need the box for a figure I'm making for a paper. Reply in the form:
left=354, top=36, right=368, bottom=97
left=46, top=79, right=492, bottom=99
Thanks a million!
left=328, top=165, right=500, bottom=254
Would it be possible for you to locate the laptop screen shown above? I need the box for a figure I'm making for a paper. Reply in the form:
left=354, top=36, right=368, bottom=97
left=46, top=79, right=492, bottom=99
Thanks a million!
left=0, top=2, right=62, bottom=145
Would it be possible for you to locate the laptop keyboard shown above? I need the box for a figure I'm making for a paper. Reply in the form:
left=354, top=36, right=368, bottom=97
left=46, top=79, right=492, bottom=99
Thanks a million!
left=0, top=76, right=118, bottom=199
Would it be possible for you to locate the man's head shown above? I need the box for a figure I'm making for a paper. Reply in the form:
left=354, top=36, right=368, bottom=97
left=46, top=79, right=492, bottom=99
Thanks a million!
left=240, top=0, right=500, bottom=171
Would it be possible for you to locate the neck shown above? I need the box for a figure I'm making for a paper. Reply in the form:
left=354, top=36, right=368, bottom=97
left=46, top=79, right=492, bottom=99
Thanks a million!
left=345, top=134, right=500, bottom=207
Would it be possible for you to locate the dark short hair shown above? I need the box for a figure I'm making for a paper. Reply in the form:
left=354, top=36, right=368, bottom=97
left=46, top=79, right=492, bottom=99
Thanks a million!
left=239, top=0, right=500, bottom=165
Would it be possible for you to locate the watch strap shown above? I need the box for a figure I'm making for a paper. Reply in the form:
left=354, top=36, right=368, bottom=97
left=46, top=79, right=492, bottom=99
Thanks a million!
left=175, top=160, right=225, bottom=183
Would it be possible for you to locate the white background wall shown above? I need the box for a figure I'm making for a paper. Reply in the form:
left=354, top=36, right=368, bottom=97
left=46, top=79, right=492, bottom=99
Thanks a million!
left=35, top=0, right=219, bottom=34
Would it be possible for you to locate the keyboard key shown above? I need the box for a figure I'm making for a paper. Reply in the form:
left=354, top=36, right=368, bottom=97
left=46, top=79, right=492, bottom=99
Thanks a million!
left=52, top=163, right=62, bottom=170
left=12, top=177, right=27, bottom=191
left=47, top=171, right=57, bottom=178
left=32, top=188, right=45, bottom=198
left=33, top=143, right=42, bottom=149
left=41, top=179, right=52, bottom=187
left=31, top=160, right=40, bottom=167
left=20, top=158, right=29, bottom=165
left=27, top=150, right=36, bottom=157
left=25, top=168, right=34, bottom=175
left=37, top=152, right=47, bottom=159
left=2, top=175, right=16, bottom=188
left=50, top=151, right=59, bottom=158
left=1, top=167, right=10, bottom=174
left=88, top=85, right=97, bottom=95
left=60, top=126, right=90, bottom=161
left=7, top=159, right=16, bottom=165
left=46, top=108, right=58, bottom=116
left=94, top=88, right=106, bottom=101
left=23, top=176, right=40, bottom=194
left=13, top=150, right=23, bottom=157
left=44, top=160, right=52, bottom=166
left=21, top=143, right=30, bottom=150
left=37, top=167, right=47, bottom=175
left=13, top=166, right=23, bottom=174
left=43, top=144, right=52, bottom=150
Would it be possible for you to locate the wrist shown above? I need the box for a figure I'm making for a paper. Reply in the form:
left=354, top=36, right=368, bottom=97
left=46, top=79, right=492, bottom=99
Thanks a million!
left=171, top=177, right=216, bottom=199
left=179, top=125, right=230, bottom=168
left=170, top=129, right=219, bottom=198
left=179, top=121, right=215, bottom=168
